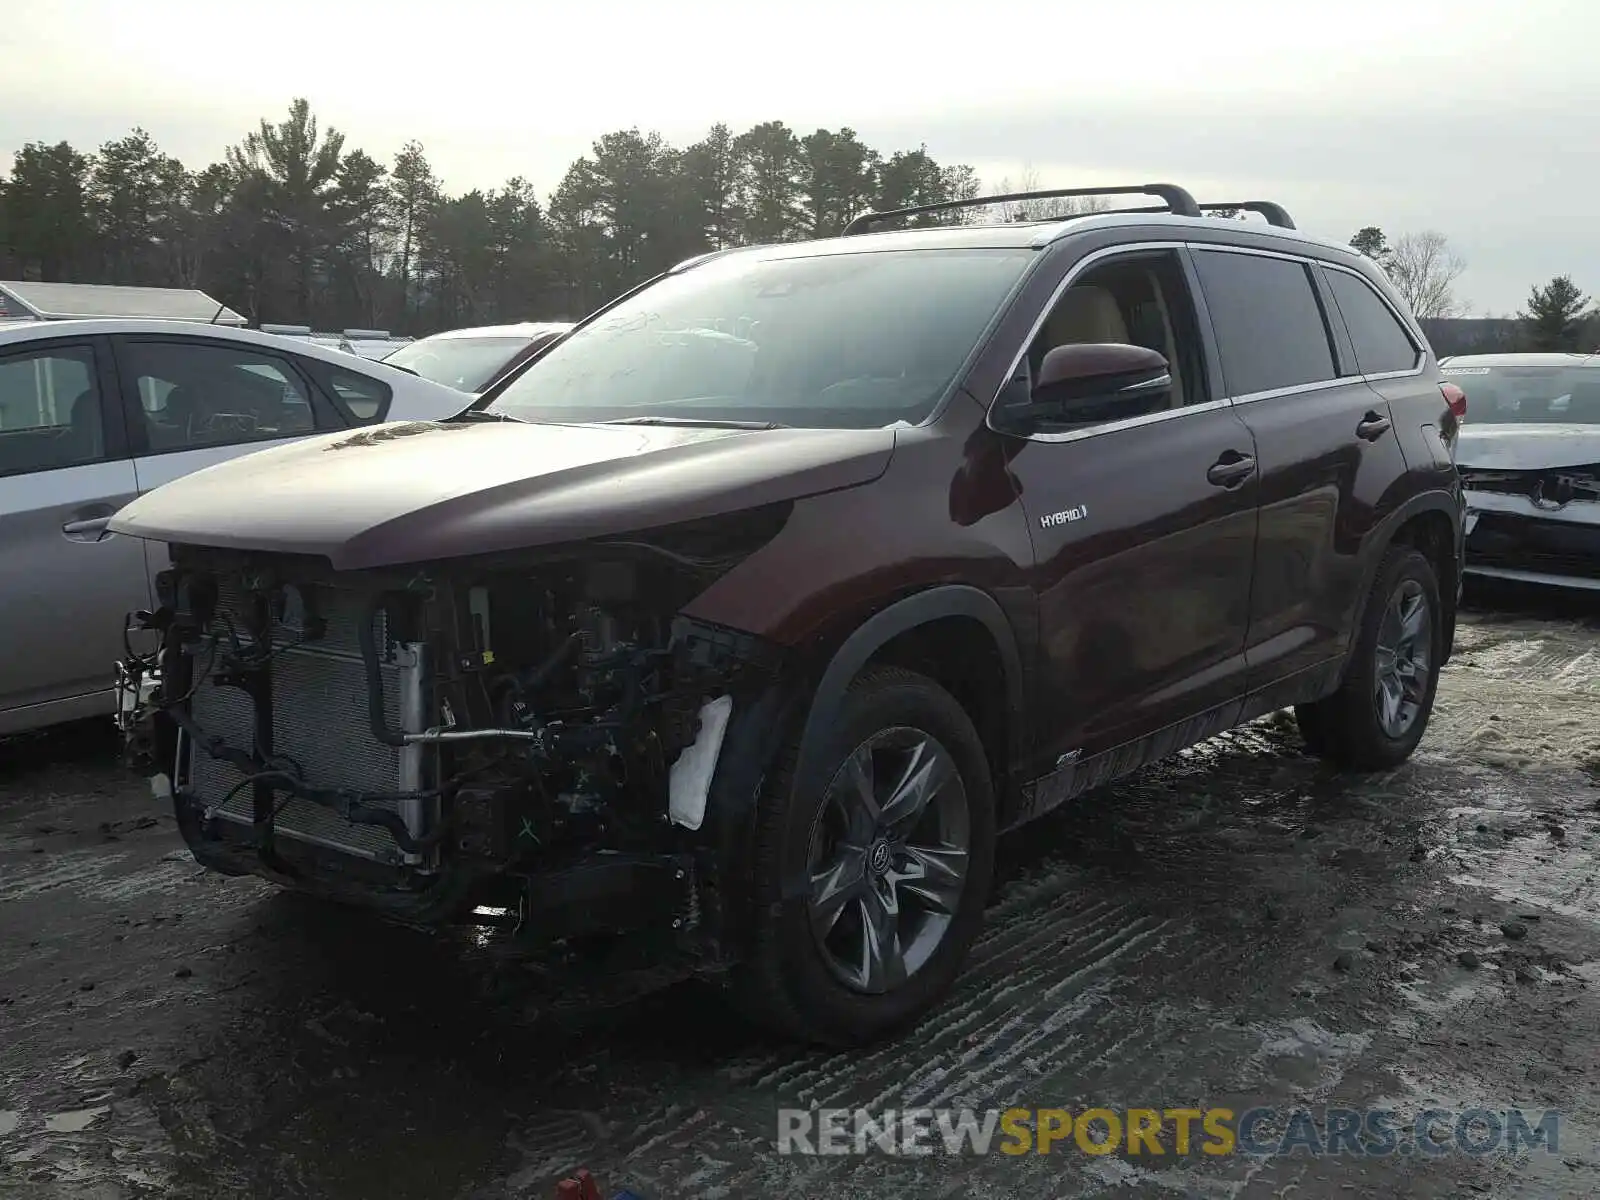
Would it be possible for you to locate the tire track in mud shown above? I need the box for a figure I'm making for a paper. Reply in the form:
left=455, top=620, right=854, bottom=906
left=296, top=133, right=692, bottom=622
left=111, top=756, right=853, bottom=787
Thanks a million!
left=599, top=882, right=1202, bottom=1200
left=613, top=896, right=1166, bottom=1169
left=601, top=869, right=1296, bottom=1200
left=746, top=899, right=1144, bottom=1097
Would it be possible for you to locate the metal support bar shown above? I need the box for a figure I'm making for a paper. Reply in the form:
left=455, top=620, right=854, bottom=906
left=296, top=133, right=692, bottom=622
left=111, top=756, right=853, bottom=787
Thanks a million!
left=842, top=183, right=1204, bottom=234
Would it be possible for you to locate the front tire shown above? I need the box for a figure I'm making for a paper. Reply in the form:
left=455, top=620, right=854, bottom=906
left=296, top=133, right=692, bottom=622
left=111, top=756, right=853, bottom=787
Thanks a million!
left=731, top=666, right=996, bottom=1047
left=1295, top=545, right=1443, bottom=770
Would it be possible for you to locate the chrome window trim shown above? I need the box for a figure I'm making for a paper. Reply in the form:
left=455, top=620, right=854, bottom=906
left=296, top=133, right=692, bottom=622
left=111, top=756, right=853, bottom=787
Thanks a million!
left=1187, top=242, right=1312, bottom=266
left=1017, top=395, right=1233, bottom=445
left=985, top=238, right=1429, bottom=447
left=1228, top=376, right=1355, bottom=406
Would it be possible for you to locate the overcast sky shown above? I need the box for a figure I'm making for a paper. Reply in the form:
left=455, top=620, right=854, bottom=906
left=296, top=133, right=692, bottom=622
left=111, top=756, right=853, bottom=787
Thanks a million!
left=1, top=0, right=1589, bottom=314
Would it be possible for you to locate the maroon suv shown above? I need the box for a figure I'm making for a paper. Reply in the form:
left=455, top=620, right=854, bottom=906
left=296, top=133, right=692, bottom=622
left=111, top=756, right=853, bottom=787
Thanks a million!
left=113, top=184, right=1465, bottom=1045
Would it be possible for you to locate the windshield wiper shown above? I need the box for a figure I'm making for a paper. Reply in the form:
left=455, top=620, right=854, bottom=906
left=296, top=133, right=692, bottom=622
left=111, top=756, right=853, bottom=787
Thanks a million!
left=600, top=416, right=790, bottom=430
left=454, top=408, right=526, bottom=423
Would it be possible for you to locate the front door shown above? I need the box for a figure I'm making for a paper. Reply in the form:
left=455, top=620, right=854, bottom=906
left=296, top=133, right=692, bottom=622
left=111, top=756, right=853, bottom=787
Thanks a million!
left=995, top=247, right=1260, bottom=766
left=0, top=338, right=148, bottom=730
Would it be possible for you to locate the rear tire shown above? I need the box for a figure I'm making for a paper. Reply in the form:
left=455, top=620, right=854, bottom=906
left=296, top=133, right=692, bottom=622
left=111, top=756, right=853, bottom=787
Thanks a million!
left=1293, top=702, right=1335, bottom=757
left=1295, top=545, right=1442, bottom=770
left=730, top=666, right=996, bottom=1047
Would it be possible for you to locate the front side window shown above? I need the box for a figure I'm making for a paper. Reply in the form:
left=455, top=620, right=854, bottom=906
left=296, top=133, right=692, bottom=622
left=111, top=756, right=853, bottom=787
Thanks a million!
left=121, top=341, right=319, bottom=452
left=386, top=336, right=528, bottom=393
left=0, top=345, right=105, bottom=476
left=486, top=248, right=1037, bottom=428
left=1441, top=363, right=1600, bottom=424
left=996, top=249, right=1210, bottom=432
left=1192, top=249, right=1338, bottom=397
left=1324, top=267, right=1421, bottom=376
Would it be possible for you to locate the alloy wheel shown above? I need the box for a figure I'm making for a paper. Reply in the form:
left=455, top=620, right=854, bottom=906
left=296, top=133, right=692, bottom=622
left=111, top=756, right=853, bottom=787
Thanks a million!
left=806, top=726, right=971, bottom=994
left=1374, top=577, right=1432, bottom=739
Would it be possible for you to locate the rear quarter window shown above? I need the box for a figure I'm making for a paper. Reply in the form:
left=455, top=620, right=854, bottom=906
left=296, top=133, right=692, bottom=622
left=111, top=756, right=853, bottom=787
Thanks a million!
left=1323, top=267, right=1421, bottom=376
left=298, top=358, right=392, bottom=424
left=1191, top=249, right=1338, bottom=397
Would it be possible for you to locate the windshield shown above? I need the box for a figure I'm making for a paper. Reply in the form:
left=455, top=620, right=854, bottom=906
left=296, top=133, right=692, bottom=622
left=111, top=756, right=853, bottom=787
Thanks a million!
left=385, top=336, right=529, bottom=392
left=485, top=248, right=1036, bottom=428
left=1443, top=362, right=1600, bottom=424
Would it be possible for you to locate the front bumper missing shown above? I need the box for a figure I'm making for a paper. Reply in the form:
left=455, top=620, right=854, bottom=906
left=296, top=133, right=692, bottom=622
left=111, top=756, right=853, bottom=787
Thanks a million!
left=114, top=659, right=157, bottom=735
left=1463, top=488, right=1600, bottom=589
left=114, top=658, right=166, bottom=783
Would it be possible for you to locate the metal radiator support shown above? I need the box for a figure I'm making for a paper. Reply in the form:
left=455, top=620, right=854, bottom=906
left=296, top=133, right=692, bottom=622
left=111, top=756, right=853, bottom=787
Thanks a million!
left=190, top=581, right=434, bottom=867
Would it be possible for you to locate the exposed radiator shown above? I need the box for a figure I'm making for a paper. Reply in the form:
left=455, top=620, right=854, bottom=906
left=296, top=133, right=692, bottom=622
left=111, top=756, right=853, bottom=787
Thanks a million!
left=185, top=580, right=431, bottom=865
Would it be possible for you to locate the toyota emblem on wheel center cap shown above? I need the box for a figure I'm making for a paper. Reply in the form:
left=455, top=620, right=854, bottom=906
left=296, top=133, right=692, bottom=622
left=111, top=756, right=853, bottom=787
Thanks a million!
left=868, top=840, right=893, bottom=875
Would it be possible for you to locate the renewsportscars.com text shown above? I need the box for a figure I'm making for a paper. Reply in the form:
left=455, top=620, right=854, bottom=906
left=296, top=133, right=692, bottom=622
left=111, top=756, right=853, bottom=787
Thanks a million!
left=776, top=1105, right=1561, bottom=1158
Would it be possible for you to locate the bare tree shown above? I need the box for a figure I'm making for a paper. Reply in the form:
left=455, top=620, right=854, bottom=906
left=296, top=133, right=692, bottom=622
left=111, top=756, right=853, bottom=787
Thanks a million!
left=1385, top=230, right=1467, bottom=319
left=985, top=166, right=1110, bottom=223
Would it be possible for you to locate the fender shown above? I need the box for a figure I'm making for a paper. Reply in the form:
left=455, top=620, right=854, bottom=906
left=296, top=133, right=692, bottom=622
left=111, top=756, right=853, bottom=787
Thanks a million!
left=1347, top=487, right=1464, bottom=670
left=695, top=584, right=1026, bottom=960
left=791, top=584, right=1027, bottom=807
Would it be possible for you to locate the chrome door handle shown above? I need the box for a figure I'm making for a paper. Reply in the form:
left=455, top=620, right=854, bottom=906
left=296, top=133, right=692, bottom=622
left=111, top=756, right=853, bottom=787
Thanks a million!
left=1206, top=451, right=1257, bottom=488
left=61, top=516, right=112, bottom=541
left=1356, top=412, right=1392, bottom=441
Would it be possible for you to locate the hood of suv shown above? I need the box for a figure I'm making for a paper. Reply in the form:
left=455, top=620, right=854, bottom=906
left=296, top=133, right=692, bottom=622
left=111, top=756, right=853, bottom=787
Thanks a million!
left=108, top=418, right=896, bottom=569
left=1457, top=423, right=1600, bottom=472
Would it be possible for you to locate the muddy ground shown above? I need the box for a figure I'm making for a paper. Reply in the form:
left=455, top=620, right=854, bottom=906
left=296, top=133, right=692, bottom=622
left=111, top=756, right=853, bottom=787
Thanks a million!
left=2, top=583, right=1598, bottom=1199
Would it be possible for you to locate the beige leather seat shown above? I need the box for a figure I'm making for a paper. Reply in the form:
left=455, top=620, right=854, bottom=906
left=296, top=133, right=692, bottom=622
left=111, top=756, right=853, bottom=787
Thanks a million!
left=1042, top=285, right=1130, bottom=349
left=1038, top=281, right=1185, bottom=410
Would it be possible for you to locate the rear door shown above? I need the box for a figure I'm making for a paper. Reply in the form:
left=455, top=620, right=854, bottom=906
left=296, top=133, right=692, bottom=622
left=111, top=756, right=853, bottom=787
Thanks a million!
left=114, top=335, right=346, bottom=492
left=1188, top=245, right=1411, bottom=690
left=0, top=336, right=148, bottom=729
left=112, top=335, right=350, bottom=593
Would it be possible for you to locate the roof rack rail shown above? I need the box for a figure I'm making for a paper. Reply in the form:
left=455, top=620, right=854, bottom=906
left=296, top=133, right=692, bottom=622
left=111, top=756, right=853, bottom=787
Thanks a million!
left=841, top=183, right=1202, bottom=235
left=1197, top=201, right=1296, bottom=229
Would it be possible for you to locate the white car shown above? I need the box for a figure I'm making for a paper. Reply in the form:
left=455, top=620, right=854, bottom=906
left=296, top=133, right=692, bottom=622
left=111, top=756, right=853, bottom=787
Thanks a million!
left=383, top=322, right=574, bottom=394
left=0, top=318, right=473, bottom=736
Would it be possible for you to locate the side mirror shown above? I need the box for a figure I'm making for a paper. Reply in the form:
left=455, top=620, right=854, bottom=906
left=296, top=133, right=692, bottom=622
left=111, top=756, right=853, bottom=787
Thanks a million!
left=1028, top=343, right=1172, bottom=428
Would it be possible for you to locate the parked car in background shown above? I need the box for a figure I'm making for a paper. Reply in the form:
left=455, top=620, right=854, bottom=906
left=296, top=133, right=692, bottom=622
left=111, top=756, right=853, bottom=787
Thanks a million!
left=342, top=329, right=415, bottom=361
left=259, top=324, right=357, bottom=355
left=383, top=322, right=574, bottom=394
left=0, top=318, right=473, bottom=737
left=113, top=183, right=1463, bottom=1046
left=1446, top=352, right=1600, bottom=590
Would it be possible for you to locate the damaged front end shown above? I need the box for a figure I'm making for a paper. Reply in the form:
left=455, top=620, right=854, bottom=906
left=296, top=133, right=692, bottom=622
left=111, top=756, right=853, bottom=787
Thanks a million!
left=1460, top=463, right=1600, bottom=590
left=116, top=507, right=791, bottom=965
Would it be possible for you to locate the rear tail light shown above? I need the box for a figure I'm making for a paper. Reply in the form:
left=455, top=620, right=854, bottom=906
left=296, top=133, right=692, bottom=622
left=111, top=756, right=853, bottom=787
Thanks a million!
left=1440, top=382, right=1467, bottom=419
